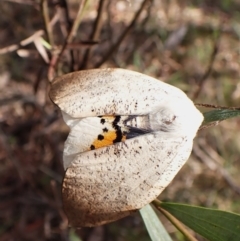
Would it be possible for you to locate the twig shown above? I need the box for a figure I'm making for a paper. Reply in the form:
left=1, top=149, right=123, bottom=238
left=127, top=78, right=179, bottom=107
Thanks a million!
left=125, top=1, right=152, bottom=65
left=0, top=30, right=44, bottom=55
left=3, top=0, right=38, bottom=6
left=95, top=0, right=151, bottom=68
left=106, top=1, right=114, bottom=46
left=48, top=0, right=89, bottom=80
left=41, top=0, right=54, bottom=47
left=55, top=0, right=72, bottom=37
left=152, top=200, right=199, bottom=241
left=55, top=0, right=75, bottom=72
left=65, top=0, right=88, bottom=44
left=194, top=140, right=240, bottom=195
left=50, top=180, right=69, bottom=230
left=38, top=165, right=62, bottom=183
left=198, top=121, right=221, bottom=130
left=80, top=0, right=106, bottom=69
left=193, top=32, right=221, bottom=99
left=195, top=103, right=240, bottom=110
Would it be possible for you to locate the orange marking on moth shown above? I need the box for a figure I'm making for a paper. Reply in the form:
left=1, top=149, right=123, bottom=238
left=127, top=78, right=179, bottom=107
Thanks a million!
left=90, top=131, right=126, bottom=150
left=99, top=116, right=116, bottom=122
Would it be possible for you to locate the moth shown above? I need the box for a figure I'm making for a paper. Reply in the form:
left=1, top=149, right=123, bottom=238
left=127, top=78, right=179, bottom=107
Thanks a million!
left=49, top=68, right=203, bottom=227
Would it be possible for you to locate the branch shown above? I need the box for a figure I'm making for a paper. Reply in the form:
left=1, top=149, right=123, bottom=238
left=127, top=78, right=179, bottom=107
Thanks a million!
left=95, top=0, right=151, bottom=68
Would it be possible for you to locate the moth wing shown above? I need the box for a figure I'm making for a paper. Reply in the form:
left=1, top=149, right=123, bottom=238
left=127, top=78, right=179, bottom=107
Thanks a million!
left=50, top=68, right=194, bottom=119
left=63, top=117, right=119, bottom=169
left=50, top=68, right=203, bottom=148
left=62, top=132, right=193, bottom=227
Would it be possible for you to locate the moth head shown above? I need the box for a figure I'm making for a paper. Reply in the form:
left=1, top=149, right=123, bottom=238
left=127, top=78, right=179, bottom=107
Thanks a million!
left=149, top=101, right=203, bottom=138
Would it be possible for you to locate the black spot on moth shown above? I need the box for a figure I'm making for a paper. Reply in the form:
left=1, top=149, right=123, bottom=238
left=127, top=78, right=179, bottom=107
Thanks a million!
left=100, top=118, right=105, bottom=124
left=98, top=134, right=104, bottom=140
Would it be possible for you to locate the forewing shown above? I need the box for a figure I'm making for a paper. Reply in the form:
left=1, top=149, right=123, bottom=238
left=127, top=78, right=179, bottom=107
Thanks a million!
left=62, top=132, right=192, bottom=227
left=50, top=68, right=192, bottom=118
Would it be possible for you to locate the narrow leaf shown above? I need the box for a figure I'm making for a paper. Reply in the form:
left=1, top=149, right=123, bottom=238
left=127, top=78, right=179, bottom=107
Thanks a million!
left=160, top=202, right=240, bottom=241
left=203, top=109, right=240, bottom=124
left=140, top=204, right=173, bottom=241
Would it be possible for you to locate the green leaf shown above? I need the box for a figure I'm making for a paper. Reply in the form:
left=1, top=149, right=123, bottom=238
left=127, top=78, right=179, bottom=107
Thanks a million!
left=69, top=228, right=82, bottom=241
left=203, top=109, right=240, bottom=124
left=140, top=204, right=173, bottom=241
left=160, top=202, right=240, bottom=241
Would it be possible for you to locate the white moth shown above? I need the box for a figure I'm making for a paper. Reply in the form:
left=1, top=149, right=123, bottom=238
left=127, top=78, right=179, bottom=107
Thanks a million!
left=49, top=68, right=203, bottom=227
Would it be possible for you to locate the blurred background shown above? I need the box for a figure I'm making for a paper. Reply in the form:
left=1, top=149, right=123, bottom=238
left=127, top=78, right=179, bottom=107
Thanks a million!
left=1, top=0, right=240, bottom=240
